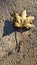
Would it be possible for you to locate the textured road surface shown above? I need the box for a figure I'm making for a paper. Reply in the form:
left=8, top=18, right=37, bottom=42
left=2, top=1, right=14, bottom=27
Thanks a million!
left=0, top=0, right=37, bottom=65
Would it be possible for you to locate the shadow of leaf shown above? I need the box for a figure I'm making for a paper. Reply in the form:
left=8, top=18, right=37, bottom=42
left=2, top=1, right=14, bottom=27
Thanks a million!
left=2, top=20, right=30, bottom=52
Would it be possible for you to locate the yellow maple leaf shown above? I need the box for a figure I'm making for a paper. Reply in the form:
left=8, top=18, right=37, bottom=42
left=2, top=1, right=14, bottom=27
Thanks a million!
left=11, top=10, right=34, bottom=29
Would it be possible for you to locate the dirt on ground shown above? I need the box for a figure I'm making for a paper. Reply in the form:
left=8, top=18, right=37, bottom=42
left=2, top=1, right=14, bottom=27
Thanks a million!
left=0, top=0, right=37, bottom=65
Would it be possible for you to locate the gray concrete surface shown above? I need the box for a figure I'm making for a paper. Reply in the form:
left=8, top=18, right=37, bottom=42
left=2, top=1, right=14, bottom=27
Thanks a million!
left=0, top=0, right=37, bottom=65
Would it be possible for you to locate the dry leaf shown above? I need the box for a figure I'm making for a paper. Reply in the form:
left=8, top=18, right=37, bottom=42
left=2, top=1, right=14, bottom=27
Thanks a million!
left=11, top=10, right=34, bottom=29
